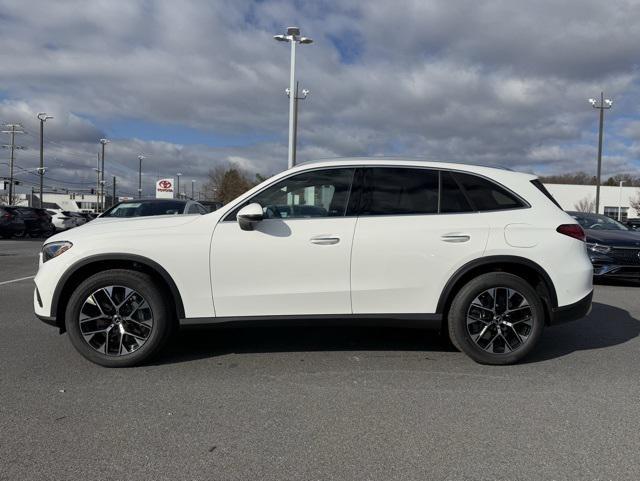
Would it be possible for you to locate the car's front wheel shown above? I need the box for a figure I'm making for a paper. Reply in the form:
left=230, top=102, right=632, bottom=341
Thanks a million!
left=65, top=269, right=174, bottom=367
left=448, top=273, right=544, bottom=365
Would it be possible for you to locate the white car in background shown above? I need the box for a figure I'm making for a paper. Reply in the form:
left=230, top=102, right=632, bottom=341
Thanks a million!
left=46, top=209, right=80, bottom=232
left=34, top=159, right=593, bottom=367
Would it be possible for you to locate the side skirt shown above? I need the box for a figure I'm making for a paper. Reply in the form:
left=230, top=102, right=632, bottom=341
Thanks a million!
left=180, top=313, right=443, bottom=330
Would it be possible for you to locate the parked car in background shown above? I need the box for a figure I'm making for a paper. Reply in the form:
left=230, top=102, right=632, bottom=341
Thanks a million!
left=77, top=212, right=98, bottom=222
left=626, top=218, right=640, bottom=231
left=199, top=200, right=223, bottom=213
left=568, top=211, right=640, bottom=280
left=0, top=207, right=26, bottom=238
left=10, top=207, right=55, bottom=238
left=66, top=211, right=88, bottom=226
left=97, top=198, right=208, bottom=219
left=35, top=159, right=593, bottom=367
left=47, top=209, right=79, bottom=232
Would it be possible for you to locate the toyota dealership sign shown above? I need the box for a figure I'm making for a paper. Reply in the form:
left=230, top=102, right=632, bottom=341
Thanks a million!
left=155, top=178, right=174, bottom=199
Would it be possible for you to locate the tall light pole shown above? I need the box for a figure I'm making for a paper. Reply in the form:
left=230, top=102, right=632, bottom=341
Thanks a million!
left=274, top=27, right=313, bottom=169
left=99, top=138, right=110, bottom=212
left=286, top=82, right=310, bottom=166
left=37, top=113, right=53, bottom=208
left=176, top=173, right=182, bottom=199
left=191, top=179, right=195, bottom=200
left=588, top=93, right=613, bottom=214
left=137, top=155, right=145, bottom=198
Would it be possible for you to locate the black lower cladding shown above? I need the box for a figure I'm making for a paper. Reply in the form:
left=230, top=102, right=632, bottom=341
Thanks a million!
left=550, top=290, right=593, bottom=325
left=35, top=313, right=58, bottom=328
left=180, top=313, right=443, bottom=330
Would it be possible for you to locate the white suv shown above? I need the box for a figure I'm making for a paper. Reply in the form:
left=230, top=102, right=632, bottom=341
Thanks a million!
left=34, top=159, right=593, bottom=367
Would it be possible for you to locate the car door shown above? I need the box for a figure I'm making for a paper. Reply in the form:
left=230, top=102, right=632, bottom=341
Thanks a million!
left=350, top=167, right=491, bottom=314
left=211, top=167, right=357, bottom=317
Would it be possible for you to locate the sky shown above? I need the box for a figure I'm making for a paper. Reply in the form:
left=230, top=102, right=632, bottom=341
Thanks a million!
left=1, top=0, right=639, bottom=198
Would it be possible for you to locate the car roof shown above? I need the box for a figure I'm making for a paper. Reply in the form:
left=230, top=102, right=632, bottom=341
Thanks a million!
left=292, top=157, right=537, bottom=180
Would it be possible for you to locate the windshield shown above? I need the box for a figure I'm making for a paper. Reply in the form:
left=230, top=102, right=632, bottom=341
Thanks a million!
left=569, top=212, right=629, bottom=231
left=102, top=201, right=185, bottom=217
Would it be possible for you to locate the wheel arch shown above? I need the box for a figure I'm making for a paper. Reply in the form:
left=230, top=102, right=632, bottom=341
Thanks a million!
left=52, top=254, right=185, bottom=332
left=436, top=256, right=557, bottom=326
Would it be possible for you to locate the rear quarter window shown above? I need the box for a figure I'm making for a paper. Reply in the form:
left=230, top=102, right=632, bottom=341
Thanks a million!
left=453, top=172, right=525, bottom=211
left=530, top=179, right=563, bottom=209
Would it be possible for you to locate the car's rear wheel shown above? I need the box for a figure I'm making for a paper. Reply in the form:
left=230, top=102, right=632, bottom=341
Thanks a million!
left=65, top=269, right=173, bottom=367
left=448, top=273, right=544, bottom=365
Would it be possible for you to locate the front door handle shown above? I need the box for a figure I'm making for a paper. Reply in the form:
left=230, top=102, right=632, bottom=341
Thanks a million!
left=310, top=235, right=340, bottom=245
left=441, top=234, right=471, bottom=243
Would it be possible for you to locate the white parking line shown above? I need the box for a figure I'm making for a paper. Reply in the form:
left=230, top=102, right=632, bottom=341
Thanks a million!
left=0, top=275, right=35, bottom=286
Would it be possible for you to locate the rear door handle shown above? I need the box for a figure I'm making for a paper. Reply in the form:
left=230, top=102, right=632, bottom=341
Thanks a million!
left=310, top=235, right=340, bottom=245
left=441, top=234, right=471, bottom=243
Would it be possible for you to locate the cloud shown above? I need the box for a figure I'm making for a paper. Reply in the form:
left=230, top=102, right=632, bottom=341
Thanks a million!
left=1, top=0, right=639, bottom=196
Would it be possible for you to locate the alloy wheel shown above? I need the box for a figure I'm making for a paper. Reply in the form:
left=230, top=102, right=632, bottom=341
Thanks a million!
left=78, top=285, right=154, bottom=356
left=466, top=287, right=534, bottom=354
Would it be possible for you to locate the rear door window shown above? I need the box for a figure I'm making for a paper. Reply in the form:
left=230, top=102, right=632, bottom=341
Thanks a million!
left=440, top=171, right=473, bottom=213
left=358, top=167, right=439, bottom=216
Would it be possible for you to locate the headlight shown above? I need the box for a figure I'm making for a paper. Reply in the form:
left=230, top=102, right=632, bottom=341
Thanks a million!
left=586, top=242, right=611, bottom=254
left=42, top=241, right=73, bottom=263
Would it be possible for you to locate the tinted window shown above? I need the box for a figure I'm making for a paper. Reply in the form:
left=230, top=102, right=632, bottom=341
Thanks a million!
left=359, top=168, right=438, bottom=215
left=226, top=168, right=355, bottom=220
left=569, top=212, right=628, bottom=231
left=102, top=200, right=186, bottom=217
left=530, top=179, right=562, bottom=209
left=453, top=172, right=524, bottom=211
left=187, top=203, right=200, bottom=214
left=440, top=171, right=473, bottom=213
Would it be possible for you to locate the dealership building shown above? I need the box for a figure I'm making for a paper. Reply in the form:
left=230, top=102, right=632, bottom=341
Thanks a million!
left=544, top=183, right=640, bottom=221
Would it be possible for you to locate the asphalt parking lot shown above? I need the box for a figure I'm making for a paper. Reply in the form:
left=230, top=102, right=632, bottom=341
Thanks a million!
left=1, top=239, right=640, bottom=481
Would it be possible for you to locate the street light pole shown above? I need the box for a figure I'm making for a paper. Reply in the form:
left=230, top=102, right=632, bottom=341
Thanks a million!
left=588, top=92, right=613, bottom=214
left=286, top=82, right=310, bottom=166
left=274, top=27, right=313, bottom=169
left=191, top=180, right=195, bottom=200
left=99, top=138, right=110, bottom=212
left=37, top=113, right=53, bottom=208
left=618, top=180, right=625, bottom=221
left=176, top=173, right=182, bottom=199
left=138, top=155, right=145, bottom=198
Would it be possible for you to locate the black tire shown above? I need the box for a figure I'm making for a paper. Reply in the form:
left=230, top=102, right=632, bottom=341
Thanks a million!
left=65, top=269, right=174, bottom=367
left=13, top=228, right=26, bottom=238
left=448, top=272, right=544, bottom=365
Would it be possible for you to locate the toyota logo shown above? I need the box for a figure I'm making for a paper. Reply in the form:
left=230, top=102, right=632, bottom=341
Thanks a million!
left=159, top=180, right=172, bottom=189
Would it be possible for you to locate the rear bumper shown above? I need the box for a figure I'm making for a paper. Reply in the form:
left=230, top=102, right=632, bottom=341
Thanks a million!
left=550, top=290, right=593, bottom=325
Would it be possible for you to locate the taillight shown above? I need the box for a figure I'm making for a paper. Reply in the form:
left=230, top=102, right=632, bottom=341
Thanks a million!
left=556, top=224, right=585, bottom=242
left=2, top=212, right=12, bottom=220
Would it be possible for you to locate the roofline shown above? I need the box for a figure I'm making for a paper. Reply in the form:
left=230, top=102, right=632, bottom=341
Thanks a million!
left=295, top=157, right=527, bottom=174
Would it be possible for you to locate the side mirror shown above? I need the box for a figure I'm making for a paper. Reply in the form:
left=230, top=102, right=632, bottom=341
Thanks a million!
left=237, top=203, right=264, bottom=231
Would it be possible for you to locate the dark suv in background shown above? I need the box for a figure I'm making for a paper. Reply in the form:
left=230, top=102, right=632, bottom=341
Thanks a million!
left=568, top=211, right=640, bottom=281
left=10, top=207, right=55, bottom=238
left=0, top=207, right=26, bottom=238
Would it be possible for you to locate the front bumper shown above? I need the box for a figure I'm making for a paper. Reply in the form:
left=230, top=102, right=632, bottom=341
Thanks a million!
left=550, top=290, right=593, bottom=325
left=593, top=264, right=640, bottom=280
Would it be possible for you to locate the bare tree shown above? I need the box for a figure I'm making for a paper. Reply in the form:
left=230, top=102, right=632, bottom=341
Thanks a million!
left=574, top=196, right=595, bottom=213
left=203, top=164, right=257, bottom=204
left=0, top=192, right=22, bottom=206
left=630, top=190, right=640, bottom=213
